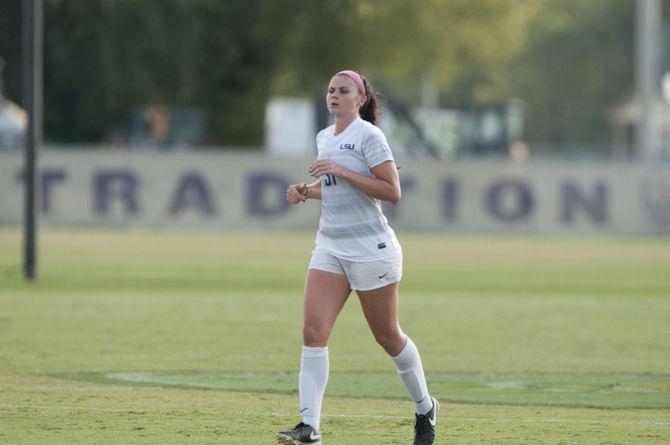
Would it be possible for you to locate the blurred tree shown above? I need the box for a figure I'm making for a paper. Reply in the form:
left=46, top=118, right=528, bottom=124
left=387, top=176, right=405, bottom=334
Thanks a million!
left=273, top=0, right=533, bottom=106
left=0, top=1, right=22, bottom=100
left=3, top=0, right=669, bottom=147
left=2, top=0, right=305, bottom=145
left=478, top=0, right=670, bottom=145
left=503, top=0, right=636, bottom=144
left=274, top=0, right=670, bottom=147
left=191, top=0, right=307, bottom=145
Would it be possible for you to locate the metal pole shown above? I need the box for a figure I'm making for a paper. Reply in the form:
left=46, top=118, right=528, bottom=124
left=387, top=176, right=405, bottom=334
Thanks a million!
left=635, top=0, right=662, bottom=162
left=22, top=0, right=43, bottom=281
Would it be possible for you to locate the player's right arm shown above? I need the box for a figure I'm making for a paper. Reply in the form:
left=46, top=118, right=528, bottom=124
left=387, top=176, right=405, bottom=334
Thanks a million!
left=286, top=180, right=321, bottom=204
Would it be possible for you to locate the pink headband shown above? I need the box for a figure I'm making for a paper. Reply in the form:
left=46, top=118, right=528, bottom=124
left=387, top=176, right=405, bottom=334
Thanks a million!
left=337, top=70, right=366, bottom=96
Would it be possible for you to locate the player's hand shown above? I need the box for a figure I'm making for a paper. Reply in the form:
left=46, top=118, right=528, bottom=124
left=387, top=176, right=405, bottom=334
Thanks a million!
left=309, top=160, right=347, bottom=179
left=286, top=183, right=308, bottom=204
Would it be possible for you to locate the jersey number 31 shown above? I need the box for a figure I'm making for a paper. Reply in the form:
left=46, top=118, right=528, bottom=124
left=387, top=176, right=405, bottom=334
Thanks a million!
left=324, top=175, right=337, bottom=186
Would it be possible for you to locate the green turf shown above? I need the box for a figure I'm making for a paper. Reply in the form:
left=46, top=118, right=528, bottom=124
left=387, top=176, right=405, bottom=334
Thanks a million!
left=0, top=228, right=669, bottom=444
left=66, top=370, right=670, bottom=410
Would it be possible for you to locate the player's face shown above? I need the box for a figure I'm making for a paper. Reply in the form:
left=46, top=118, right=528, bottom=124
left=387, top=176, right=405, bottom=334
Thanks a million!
left=327, top=75, right=366, bottom=118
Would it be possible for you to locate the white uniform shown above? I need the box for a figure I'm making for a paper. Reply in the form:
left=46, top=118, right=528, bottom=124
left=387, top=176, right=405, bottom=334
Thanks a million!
left=309, top=117, right=402, bottom=290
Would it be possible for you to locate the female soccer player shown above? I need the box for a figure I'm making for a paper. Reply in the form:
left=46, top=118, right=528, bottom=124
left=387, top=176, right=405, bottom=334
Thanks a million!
left=276, top=70, right=438, bottom=445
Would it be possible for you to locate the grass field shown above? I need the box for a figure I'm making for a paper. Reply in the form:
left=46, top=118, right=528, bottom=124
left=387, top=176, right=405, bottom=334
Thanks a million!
left=0, top=228, right=669, bottom=444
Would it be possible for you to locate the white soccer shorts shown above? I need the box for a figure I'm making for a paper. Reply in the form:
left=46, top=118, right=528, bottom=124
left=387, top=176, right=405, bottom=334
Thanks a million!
left=308, top=248, right=402, bottom=291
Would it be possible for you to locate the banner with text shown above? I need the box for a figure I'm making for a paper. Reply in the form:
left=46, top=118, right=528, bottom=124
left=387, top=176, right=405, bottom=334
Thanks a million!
left=1, top=151, right=669, bottom=233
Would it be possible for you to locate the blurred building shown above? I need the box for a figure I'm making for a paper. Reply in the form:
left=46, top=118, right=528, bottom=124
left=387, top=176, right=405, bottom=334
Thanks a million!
left=610, top=91, right=670, bottom=161
left=0, top=98, right=26, bottom=149
left=265, top=98, right=316, bottom=157
left=265, top=96, right=524, bottom=159
left=110, top=105, right=205, bottom=149
left=0, top=58, right=26, bottom=150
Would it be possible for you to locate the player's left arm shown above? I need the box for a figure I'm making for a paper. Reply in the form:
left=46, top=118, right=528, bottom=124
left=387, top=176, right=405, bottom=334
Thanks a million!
left=308, top=159, right=400, bottom=204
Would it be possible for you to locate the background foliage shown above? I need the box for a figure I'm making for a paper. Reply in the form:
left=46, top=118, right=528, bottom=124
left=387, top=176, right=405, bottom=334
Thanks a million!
left=1, top=0, right=669, bottom=146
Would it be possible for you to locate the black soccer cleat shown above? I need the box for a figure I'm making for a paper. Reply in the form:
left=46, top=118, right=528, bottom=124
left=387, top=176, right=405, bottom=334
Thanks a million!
left=276, top=422, right=322, bottom=445
left=413, top=397, right=439, bottom=445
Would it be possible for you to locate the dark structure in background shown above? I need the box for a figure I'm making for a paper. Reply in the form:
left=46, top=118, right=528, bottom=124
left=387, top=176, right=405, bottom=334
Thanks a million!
left=22, top=0, right=42, bottom=280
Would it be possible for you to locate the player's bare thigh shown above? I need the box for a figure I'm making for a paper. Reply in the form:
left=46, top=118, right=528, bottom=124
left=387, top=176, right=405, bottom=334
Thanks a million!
left=302, top=268, right=351, bottom=347
left=357, top=282, right=406, bottom=356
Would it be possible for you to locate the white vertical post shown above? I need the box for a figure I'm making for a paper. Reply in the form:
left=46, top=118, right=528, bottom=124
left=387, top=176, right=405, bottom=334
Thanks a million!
left=635, top=0, right=662, bottom=162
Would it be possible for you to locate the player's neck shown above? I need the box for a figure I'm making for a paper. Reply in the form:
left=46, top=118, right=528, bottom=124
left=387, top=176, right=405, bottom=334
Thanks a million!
left=333, top=114, right=358, bottom=135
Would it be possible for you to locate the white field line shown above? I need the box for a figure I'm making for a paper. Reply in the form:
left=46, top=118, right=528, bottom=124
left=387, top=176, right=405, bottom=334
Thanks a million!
left=0, top=404, right=148, bottom=413
left=0, top=385, right=164, bottom=392
left=257, top=412, right=670, bottom=426
left=0, top=404, right=668, bottom=427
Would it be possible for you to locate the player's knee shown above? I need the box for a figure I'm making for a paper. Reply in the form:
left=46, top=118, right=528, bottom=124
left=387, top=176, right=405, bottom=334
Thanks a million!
left=303, top=323, right=329, bottom=346
left=374, top=331, right=404, bottom=355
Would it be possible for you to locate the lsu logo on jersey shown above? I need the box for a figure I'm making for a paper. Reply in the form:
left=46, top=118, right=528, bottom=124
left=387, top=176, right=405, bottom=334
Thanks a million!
left=339, top=143, right=355, bottom=150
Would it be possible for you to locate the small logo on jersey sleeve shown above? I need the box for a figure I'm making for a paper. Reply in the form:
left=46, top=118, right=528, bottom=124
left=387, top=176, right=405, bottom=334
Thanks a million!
left=339, top=143, right=355, bottom=150
left=377, top=242, right=386, bottom=249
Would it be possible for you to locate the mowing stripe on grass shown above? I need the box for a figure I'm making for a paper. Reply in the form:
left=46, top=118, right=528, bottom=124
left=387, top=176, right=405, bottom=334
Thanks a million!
left=54, top=370, right=670, bottom=410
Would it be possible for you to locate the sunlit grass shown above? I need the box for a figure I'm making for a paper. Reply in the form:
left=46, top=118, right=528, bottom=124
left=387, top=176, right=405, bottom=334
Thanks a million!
left=0, top=228, right=669, bottom=444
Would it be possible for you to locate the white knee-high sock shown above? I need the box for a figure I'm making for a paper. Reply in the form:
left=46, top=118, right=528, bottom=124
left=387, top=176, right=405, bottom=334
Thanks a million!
left=299, top=345, right=329, bottom=431
left=391, top=336, right=433, bottom=415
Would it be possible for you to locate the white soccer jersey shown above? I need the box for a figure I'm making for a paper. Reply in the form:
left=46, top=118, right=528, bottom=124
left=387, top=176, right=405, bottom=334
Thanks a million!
left=314, top=116, right=400, bottom=261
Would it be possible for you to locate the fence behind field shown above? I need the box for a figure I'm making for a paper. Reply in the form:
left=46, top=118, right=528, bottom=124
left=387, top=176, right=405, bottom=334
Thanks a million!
left=1, top=149, right=669, bottom=234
